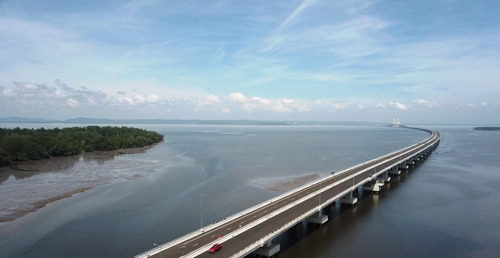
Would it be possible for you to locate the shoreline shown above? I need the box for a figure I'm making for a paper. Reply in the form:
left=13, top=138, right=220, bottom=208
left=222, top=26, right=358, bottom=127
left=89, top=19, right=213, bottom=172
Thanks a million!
left=0, top=187, right=92, bottom=222
left=0, top=143, right=161, bottom=222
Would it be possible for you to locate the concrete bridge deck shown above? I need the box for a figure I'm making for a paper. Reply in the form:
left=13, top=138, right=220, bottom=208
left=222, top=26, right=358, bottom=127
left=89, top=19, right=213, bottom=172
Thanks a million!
left=135, top=128, right=440, bottom=258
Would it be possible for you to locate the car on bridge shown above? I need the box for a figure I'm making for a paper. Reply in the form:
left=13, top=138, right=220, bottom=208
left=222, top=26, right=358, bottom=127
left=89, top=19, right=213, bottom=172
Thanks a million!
left=208, top=243, right=222, bottom=253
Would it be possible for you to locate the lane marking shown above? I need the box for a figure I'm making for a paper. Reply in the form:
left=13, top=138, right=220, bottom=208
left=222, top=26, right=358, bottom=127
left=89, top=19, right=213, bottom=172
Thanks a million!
left=171, top=133, right=439, bottom=253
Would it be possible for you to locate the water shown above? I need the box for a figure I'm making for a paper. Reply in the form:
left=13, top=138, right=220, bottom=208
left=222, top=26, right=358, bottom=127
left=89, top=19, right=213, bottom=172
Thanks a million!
left=278, top=126, right=500, bottom=258
left=0, top=125, right=498, bottom=258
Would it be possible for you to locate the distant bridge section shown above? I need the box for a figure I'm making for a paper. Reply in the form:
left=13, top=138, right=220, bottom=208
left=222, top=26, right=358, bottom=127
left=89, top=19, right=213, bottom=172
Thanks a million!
left=135, top=127, right=440, bottom=258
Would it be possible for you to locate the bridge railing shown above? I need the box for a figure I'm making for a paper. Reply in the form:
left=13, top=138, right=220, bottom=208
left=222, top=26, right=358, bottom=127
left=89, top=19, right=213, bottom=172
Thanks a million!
left=226, top=130, right=440, bottom=258
left=228, top=205, right=323, bottom=258
left=135, top=129, right=440, bottom=258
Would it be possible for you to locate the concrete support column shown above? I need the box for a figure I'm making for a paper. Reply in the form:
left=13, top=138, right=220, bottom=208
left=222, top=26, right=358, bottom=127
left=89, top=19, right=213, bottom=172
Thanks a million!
left=306, top=211, right=328, bottom=225
left=398, top=160, right=408, bottom=170
left=379, top=171, right=391, bottom=183
left=389, top=166, right=400, bottom=175
left=362, top=179, right=382, bottom=193
left=253, top=240, right=280, bottom=257
left=353, top=187, right=359, bottom=197
left=340, top=191, right=357, bottom=206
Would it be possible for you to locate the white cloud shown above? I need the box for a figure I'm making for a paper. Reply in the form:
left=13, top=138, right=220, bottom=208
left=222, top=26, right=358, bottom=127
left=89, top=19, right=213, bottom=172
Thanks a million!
left=2, top=89, right=16, bottom=97
left=119, top=96, right=135, bottom=105
left=282, top=98, right=294, bottom=105
left=375, top=102, right=385, bottom=107
left=204, top=95, right=220, bottom=104
left=228, top=92, right=246, bottom=103
left=412, top=99, right=440, bottom=108
left=270, top=101, right=292, bottom=113
left=388, top=102, right=408, bottom=110
left=277, top=0, right=318, bottom=31
left=243, top=102, right=257, bottom=112
left=54, top=90, right=66, bottom=99
left=226, top=94, right=310, bottom=113
left=460, top=102, right=489, bottom=108
left=134, top=95, right=146, bottom=104
left=252, top=96, right=271, bottom=105
left=313, top=100, right=323, bottom=105
left=146, top=94, right=159, bottom=103
left=330, top=101, right=350, bottom=109
left=66, top=98, right=79, bottom=108
left=196, top=95, right=222, bottom=108
left=276, top=98, right=310, bottom=112
left=21, top=83, right=38, bottom=90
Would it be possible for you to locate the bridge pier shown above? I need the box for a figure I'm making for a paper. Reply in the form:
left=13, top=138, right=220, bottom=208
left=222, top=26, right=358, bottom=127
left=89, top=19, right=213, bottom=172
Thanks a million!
left=378, top=171, right=391, bottom=183
left=252, top=240, right=280, bottom=258
left=362, top=178, right=383, bottom=193
left=353, top=187, right=359, bottom=197
left=133, top=129, right=441, bottom=258
left=398, top=160, right=408, bottom=170
left=340, top=191, right=357, bottom=207
left=389, top=166, right=400, bottom=175
left=306, top=210, right=328, bottom=226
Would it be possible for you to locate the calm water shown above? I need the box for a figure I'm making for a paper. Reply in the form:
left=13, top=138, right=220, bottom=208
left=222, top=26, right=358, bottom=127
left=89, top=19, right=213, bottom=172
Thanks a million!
left=0, top=124, right=499, bottom=258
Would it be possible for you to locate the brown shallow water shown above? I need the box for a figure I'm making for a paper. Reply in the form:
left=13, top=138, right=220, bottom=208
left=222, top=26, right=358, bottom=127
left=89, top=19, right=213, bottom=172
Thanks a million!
left=1, top=124, right=498, bottom=258
left=0, top=144, right=160, bottom=222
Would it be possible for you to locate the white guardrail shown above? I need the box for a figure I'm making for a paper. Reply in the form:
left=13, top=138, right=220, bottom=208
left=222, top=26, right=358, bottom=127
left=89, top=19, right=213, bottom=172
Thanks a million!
left=135, top=130, right=440, bottom=258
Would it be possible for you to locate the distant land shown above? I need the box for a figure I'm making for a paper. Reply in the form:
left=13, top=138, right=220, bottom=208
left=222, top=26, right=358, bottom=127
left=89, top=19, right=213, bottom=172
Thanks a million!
left=474, top=126, right=500, bottom=131
left=1, top=117, right=497, bottom=126
left=0, top=117, right=375, bottom=126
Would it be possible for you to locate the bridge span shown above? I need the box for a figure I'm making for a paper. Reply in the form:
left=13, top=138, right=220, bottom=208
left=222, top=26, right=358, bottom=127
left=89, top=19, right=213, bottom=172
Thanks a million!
left=135, top=127, right=440, bottom=258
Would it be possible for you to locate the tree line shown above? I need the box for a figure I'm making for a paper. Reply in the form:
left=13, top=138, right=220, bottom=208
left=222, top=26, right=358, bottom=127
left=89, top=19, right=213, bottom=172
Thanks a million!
left=0, top=126, right=164, bottom=167
left=474, top=127, right=500, bottom=131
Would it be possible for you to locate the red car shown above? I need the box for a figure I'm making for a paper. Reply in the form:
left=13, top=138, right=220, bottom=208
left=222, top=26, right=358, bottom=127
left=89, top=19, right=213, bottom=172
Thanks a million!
left=208, top=243, right=222, bottom=253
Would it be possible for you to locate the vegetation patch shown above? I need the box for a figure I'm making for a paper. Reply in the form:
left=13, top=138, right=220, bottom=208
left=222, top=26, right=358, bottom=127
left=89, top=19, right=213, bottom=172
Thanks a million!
left=0, top=126, right=164, bottom=167
left=474, top=127, right=500, bottom=131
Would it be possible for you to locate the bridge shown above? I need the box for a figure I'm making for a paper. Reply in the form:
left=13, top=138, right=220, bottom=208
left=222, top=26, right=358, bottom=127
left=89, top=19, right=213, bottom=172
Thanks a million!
left=135, top=127, right=440, bottom=258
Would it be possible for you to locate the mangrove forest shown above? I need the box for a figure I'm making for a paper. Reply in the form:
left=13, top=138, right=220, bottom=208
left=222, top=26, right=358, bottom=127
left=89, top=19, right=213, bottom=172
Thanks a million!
left=474, top=127, right=500, bottom=131
left=0, top=126, right=164, bottom=167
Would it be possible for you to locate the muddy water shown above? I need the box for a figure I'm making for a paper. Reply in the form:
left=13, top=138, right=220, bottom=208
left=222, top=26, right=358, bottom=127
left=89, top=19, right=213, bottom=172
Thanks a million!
left=1, top=125, right=497, bottom=258
left=0, top=147, right=161, bottom=221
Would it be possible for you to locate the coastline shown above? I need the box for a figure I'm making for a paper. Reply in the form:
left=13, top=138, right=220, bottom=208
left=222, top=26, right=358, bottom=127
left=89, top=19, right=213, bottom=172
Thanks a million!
left=0, top=143, right=161, bottom=222
left=0, top=187, right=92, bottom=222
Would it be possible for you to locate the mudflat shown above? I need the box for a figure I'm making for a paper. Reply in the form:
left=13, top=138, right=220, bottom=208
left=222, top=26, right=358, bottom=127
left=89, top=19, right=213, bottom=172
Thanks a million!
left=0, top=144, right=159, bottom=222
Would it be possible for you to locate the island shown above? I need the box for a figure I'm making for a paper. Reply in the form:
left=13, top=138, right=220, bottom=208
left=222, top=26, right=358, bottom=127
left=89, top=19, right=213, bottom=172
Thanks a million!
left=474, top=127, right=500, bottom=131
left=0, top=126, right=164, bottom=167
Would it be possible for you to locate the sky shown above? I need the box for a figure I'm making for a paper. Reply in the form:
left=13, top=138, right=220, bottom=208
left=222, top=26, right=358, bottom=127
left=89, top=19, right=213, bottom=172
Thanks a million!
left=1, top=0, right=499, bottom=124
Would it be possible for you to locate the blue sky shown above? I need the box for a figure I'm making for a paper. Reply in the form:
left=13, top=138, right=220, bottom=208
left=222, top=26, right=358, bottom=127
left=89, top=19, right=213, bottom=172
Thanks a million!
left=1, top=0, right=499, bottom=124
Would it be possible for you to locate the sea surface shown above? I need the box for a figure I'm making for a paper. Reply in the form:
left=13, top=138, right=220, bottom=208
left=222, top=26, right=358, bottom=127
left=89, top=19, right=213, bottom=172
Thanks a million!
left=0, top=124, right=499, bottom=258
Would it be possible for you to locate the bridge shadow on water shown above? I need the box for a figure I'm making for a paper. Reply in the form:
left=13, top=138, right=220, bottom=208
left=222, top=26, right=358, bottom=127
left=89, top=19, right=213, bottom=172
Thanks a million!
left=244, top=159, right=427, bottom=257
